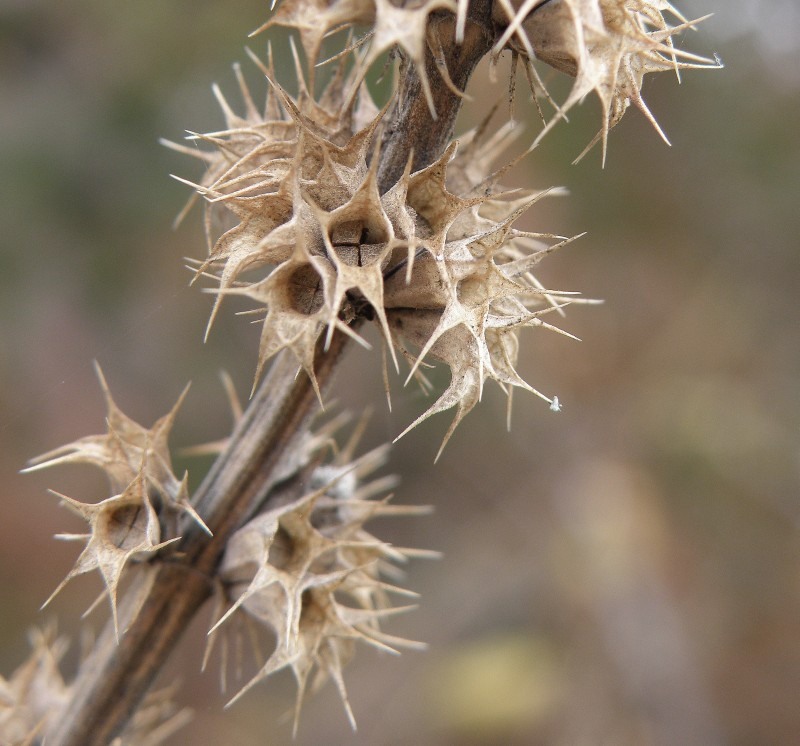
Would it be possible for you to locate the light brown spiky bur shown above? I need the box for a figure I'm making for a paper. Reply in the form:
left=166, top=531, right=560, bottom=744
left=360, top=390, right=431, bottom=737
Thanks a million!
left=22, top=366, right=201, bottom=638
left=0, top=627, right=191, bottom=746
left=490, top=0, right=722, bottom=164
left=251, top=0, right=720, bottom=166
left=187, top=403, right=439, bottom=731
left=171, top=45, right=594, bottom=458
left=169, top=1, right=720, bottom=454
left=24, top=363, right=207, bottom=536
left=204, top=425, right=437, bottom=732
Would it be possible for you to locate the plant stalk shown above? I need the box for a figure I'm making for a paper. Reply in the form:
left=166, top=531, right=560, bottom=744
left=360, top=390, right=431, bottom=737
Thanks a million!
left=45, top=338, right=348, bottom=746
left=46, top=5, right=496, bottom=743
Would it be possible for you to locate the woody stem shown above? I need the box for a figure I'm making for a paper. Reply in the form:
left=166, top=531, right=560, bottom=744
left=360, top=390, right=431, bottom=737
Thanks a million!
left=45, top=6, right=495, bottom=744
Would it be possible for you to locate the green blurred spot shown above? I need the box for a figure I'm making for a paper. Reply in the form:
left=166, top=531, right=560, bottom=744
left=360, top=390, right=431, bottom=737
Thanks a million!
left=427, top=634, right=563, bottom=737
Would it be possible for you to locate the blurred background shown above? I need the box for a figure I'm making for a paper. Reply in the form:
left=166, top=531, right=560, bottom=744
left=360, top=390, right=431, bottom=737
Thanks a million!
left=1, top=1, right=798, bottom=743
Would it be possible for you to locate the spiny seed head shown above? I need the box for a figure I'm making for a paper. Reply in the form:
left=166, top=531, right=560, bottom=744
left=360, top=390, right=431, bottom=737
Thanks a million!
left=0, top=627, right=190, bottom=745
left=205, top=432, right=433, bottom=734
left=174, top=54, right=584, bottom=455
left=24, top=364, right=206, bottom=534
left=250, top=0, right=719, bottom=165
left=172, top=1, right=718, bottom=451
left=492, top=0, right=721, bottom=164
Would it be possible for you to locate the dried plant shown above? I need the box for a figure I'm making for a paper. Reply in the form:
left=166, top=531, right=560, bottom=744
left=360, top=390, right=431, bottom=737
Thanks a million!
left=5, top=1, right=719, bottom=743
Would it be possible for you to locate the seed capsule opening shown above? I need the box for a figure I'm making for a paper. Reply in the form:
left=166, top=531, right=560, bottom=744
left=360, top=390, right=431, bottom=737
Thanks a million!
left=105, top=504, right=150, bottom=551
left=286, top=264, right=325, bottom=315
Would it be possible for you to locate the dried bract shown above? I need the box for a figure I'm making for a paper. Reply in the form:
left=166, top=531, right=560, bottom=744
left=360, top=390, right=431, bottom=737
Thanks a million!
left=207, top=436, right=434, bottom=732
left=24, top=364, right=205, bottom=534
left=44, top=473, right=178, bottom=639
left=493, top=0, right=721, bottom=163
left=175, top=56, right=581, bottom=455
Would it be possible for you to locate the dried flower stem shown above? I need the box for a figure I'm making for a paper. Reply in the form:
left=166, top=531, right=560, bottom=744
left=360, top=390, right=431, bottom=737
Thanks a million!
left=16, top=2, right=721, bottom=741
left=377, top=1, right=494, bottom=190
left=45, top=8, right=495, bottom=741
left=46, top=333, right=349, bottom=746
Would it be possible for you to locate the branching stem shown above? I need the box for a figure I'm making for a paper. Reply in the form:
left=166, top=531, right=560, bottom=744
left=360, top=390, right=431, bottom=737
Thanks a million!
left=46, top=338, right=348, bottom=746
left=45, top=5, right=497, bottom=743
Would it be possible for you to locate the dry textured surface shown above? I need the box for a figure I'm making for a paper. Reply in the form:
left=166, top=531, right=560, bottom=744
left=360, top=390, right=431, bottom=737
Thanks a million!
left=172, top=55, right=582, bottom=457
left=172, top=0, right=718, bottom=454
left=0, top=628, right=191, bottom=746
left=208, top=435, right=435, bottom=733
left=23, top=366, right=197, bottom=637
left=3, top=0, right=800, bottom=744
left=1, top=0, right=720, bottom=742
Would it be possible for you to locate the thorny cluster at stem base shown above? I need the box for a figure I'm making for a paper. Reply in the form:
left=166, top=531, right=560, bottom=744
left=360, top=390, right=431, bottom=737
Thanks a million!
left=4, top=0, right=719, bottom=742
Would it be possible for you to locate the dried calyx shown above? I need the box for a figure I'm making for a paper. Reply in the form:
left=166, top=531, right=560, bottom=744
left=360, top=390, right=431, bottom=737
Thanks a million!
left=206, top=425, right=437, bottom=732
left=0, top=627, right=191, bottom=746
left=24, top=364, right=204, bottom=536
left=23, top=364, right=199, bottom=639
left=171, top=48, right=584, bottom=458
left=258, top=0, right=720, bottom=162
left=23, top=362, right=433, bottom=732
left=492, top=0, right=722, bottom=164
left=168, top=1, right=717, bottom=453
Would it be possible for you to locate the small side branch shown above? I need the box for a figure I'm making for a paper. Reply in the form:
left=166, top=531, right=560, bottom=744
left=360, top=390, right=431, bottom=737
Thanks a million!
left=378, top=0, right=496, bottom=192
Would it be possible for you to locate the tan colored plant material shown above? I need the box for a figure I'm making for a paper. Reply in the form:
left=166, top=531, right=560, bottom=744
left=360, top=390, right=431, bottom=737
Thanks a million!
left=11, top=1, right=719, bottom=743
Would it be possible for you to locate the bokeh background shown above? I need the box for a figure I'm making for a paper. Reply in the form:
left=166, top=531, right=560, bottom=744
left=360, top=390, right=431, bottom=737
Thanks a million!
left=1, top=1, right=798, bottom=744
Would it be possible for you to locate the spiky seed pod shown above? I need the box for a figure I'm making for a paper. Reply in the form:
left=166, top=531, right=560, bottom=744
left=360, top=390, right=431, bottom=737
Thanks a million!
left=109, top=682, right=193, bottom=746
left=44, top=472, right=179, bottom=639
left=253, top=0, right=718, bottom=165
left=24, top=364, right=207, bottom=535
left=23, top=367, right=202, bottom=635
left=206, top=436, right=435, bottom=733
left=492, top=0, right=721, bottom=164
left=0, top=628, right=69, bottom=745
left=174, top=53, right=584, bottom=455
left=0, top=628, right=191, bottom=746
